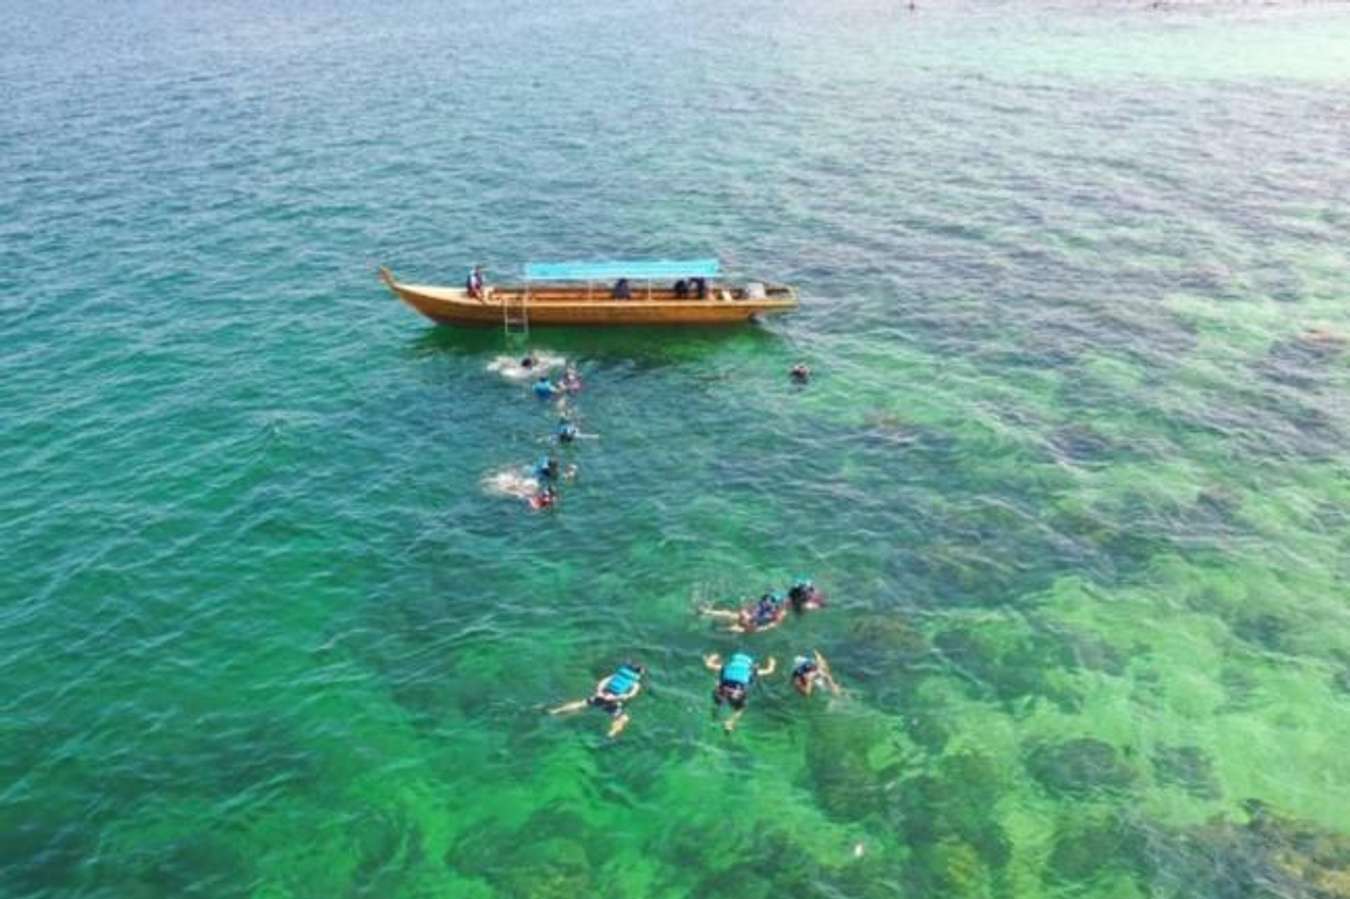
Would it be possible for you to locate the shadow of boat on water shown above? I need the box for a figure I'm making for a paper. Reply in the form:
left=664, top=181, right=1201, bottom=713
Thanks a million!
left=402, top=321, right=784, bottom=369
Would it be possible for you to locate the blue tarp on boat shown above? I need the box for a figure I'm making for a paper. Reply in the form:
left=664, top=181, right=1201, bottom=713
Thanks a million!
left=524, top=258, right=720, bottom=281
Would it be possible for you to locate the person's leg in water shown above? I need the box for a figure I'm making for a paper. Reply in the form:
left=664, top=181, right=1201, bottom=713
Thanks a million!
left=698, top=599, right=747, bottom=623
left=724, top=696, right=747, bottom=733
left=699, top=606, right=741, bottom=622
left=549, top=698, right=588, bottom=715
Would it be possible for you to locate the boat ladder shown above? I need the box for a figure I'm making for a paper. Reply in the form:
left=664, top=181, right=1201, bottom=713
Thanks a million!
left=503, top=290, right=529, bottom=336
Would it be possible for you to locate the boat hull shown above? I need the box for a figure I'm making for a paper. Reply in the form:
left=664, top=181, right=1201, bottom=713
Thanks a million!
left=379, top=269, right=796, bottom=327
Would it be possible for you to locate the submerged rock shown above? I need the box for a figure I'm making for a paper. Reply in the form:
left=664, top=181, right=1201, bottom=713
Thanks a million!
left=907, top=838, right=994, bottom=898
left=1231, top=612, right=1289, bottom=653
left=847, top=615, right=931, bottom=674
left=1152, top=744, right=1221, bottom=799
left=933, top=624, right=1081, bottom=712
left=887, top=751, right=1011, bottom=873
left=1150, top=801, right=1350, bottom=899
left=1025, top=738, right=1137, bottom=797
left=1044, top=811, right=1147, bottom=885
left=499, top=837, right=593, bottom=899
left=805, top=714, right=892, bottom=821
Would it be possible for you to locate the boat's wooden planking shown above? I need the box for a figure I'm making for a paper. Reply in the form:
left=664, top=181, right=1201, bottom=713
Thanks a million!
left=379, top=268, right=796, bottom=327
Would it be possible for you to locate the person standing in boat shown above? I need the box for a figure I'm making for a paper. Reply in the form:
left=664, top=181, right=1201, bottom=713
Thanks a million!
left=466, top=265, right=485, bottom=300
left=612, top=278, right=632, bottom=300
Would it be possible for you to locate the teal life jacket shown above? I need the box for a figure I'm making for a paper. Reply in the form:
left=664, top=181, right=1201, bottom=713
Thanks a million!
left=607, top=664, right=641, bottom=696
left=721, top=653, right=755, bottom=687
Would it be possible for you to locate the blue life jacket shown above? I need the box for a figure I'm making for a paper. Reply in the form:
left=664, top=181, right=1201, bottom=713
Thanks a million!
left=753, top=592, right=784, bottom=625
left=721, top=653, right=755, bottom=687
left=533, top=379, right=555, bottom=398
left=533, top=456, right=555, bottom=480
left=556, top=422, right=578, bottom=441
left=607, top=664, right=641, bottom=696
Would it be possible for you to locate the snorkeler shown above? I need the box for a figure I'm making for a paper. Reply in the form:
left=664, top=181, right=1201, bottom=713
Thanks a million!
left=787, top=577, right=827, bottom=614
left=791, top=650, right=840, bottom=698
left=790, top=363, right=811, bottom=384
left=705, top=651, right=776, bottom=733
left=532, top=455, right=561, bottom=482
left=699, top=591, right=787, bottom=634
left=555, top=415, right=579, bottom=444
left=529, top=483, right=557, bottom=510
left=550, top=661, right=645, bottom=738
left=532, top=375, right=558, bottom=399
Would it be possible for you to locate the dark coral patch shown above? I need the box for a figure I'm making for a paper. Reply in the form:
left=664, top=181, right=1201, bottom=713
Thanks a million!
left=1153, top=745, right=1222, bottom=799
left=1026, top=738, right=1137, bottom=797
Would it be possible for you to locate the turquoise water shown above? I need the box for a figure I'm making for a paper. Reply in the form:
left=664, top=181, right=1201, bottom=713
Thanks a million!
left=4, top=0, right=1350, bottom=896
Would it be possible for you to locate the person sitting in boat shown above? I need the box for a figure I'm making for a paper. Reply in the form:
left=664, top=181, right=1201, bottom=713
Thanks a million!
left=556, top=415, right=579, bottom=444
left=792, top=650, right=840, bottom=698
left=705, top=651, right=775, bottom=733
left=673, top=279, right=689, bottom=299
left=612, top=278, right=632, bottom=300
left=533, top=375, right=558, bottom=399
left=699, top=591, right=788, bottom=634
left=466, top=265, right=485, bottom=300
left=787, top=577, right=826, bottom=614
left=691, top=277, right=708, bottom=300
left=549, top=661, right=646, bottom=738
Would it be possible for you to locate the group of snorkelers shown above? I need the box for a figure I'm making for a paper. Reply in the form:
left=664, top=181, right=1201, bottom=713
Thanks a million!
left=516, top=352, right=585, bottom=510
left=552, top=577, right=840, bottom=737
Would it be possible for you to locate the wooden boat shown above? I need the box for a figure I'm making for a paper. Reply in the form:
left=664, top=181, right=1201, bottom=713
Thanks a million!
left=378, top=258, right=797, bottom=328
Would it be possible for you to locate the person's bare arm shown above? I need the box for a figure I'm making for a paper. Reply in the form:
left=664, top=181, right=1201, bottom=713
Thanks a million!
left=758, top=657, right=777, bottom=676
left=703, top=653, right=722, bottom=672
left=815, top=651, right=841, bottom=694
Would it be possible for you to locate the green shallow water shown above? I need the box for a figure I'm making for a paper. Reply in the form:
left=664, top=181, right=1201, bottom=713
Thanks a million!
left=4, top=1, right=1350, bottom=896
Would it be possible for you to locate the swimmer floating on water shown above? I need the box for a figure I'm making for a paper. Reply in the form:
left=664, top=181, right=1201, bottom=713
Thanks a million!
left=532, top=375, right=559, bottom=400
left=705, top=651, right=775, bottom=733
left=555, top=415, right=580, bottom=444
left=531, top=454, right=576, bottom=484
left=532, top=454, right=561, bottom=482
left=787, top=577, right=827, bottom=615
left=550, top=661, right=645, bottom=738
left=700, top=590, right=788, bottom=634
left=529, top=483, right=557, bottom=510
left=487, top=351, right=566, bottom=382
left=791, top=650, right=840, bottom=698
left=560, top=365, right=583, bottom=394
left=790, top=363, right=811, bottom=384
